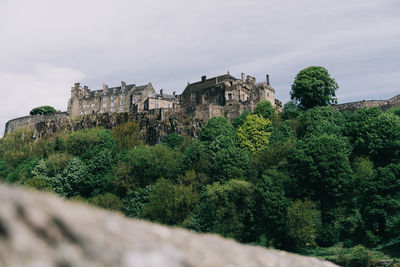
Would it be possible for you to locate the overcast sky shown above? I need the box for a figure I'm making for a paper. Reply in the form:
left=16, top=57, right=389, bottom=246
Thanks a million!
left=1, top=0, right=399, bottom=135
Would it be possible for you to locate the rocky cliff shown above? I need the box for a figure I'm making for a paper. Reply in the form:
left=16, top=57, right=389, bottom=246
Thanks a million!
left=5, top=109, right=204, bottom=145
left=0, top=184, right=338, bottom=267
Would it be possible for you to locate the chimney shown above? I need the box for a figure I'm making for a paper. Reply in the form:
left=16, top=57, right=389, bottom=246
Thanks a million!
left=160, top=89, right=164, bottom=97
left=103, top=84, right=108, bottom=93
left=121, top=81, right=126, bottom=90
left=241, top=73, right=245, bottom=81
left=74, top=83, right=80, bottom=89
left=173, top=91, right=176, bottom=97
left=266, top=74, right=270, bottom=86
left=83, top=86, right=89, bottom=91
left=201, top=75, right=207, bottom=82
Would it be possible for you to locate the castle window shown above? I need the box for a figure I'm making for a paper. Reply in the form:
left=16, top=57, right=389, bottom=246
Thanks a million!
left=168, top=104, right=170, bottom=108
left=191, top=93, right=195, bottom=101
left=103, top=97, right=107, bottom=101
left=228, top=93, right=232, bottom=101
left=111, top=96, right=115, bottom=101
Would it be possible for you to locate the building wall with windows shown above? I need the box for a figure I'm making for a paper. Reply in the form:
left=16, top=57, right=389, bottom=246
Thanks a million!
left=67, top=82, right=156, bottom=116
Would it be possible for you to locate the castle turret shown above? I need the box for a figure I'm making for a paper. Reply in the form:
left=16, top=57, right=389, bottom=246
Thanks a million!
left=68, top=83, right=83, bottom=115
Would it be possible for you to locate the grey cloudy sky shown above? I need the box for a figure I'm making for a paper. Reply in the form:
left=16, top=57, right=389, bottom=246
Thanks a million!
left=1, top=0, right=399, bottom=135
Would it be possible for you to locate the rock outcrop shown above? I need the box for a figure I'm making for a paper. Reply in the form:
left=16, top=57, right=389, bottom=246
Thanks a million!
left=0, top=184, right=337, bottom=267
left=5, top=110, right=204, bottom=145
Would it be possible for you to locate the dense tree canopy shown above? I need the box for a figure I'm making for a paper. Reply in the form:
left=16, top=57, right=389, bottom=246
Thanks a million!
left=30, top=106, right=57, bottom=115
left=290, top=66, right=338, bottom=109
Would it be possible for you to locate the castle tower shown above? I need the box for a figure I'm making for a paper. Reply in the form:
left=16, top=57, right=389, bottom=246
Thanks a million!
left=67, top=83, right=83, bottom=116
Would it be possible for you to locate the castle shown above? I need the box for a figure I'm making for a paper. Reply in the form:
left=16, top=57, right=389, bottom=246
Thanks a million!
left=67, top=72, right=280, bottom=120
left=4, top=72, right=280, bottom=138
left=4, top=71, right=400, bottom=141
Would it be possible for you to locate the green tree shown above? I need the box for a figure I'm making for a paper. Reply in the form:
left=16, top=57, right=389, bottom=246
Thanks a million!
left=90, top=193, right=122, bottom=211
left=231, top=109, right=251, bottom=129
left=359, top=164, right=400, bottom=238
left=253, top=100, right=274, bottom=120
left=0, top=160, right=8, bottom=180
left=29, top=105, right=57, bottom=115
left=182, top=140, right=208, bottom=172
left=206, top=135, right=252, bottom=183
left=287, top=134, right=352, bottom=210
left=281, top=101, right=302, bottom=120
left=251, top=172, right=292, bottom=247
left=286, top=200, right=321, bottom=251
left=199, top=116, right=235, bottom=143
left=163, top=133, right=184, bottom=149
left=48, top=157, right=93, bottom=197
left=346, top=109, right=400, bottom=166
left=5, top=158, right=40, bottom=184
left=269, top=120, right=296, bottom=145
left=140, top=178, right=198, bottom=225
left=114, top=145, right=183, bottom=190
left=112, top=121, right=142, bottom=151
left=298, top=106, right=344, bottom=138
left=188, top=179, right=253, bottom=241
left=290, top=66, right=338, bottom=109
left=0, top=128, right=35, bottom=166
left=237, top=114, right=273, bottom=152
left=45, top=152, right=71, bottom=177
left=122, top=185, right=152, bottom=218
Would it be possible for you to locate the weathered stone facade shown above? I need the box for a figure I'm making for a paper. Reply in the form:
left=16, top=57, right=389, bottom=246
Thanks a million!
left=68, top=72, right=278, bottom=121
left=67, top=82, right=160, bottom=116
left=180, top=73, right=279, bottom=120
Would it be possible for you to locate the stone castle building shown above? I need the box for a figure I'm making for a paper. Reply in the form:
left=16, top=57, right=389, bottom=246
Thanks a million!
left=5, top=72, right=280, bottom=138
left=180, top=73, right=279, bottom=120
left=67, top=72, right=280, bottom=120
left=68, top=82, right=178, bottom=116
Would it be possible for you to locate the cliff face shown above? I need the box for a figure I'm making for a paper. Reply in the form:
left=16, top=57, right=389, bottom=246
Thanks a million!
left=5, top=109, right=204, bottom=145
left=0, top=184, right=338, bottom=267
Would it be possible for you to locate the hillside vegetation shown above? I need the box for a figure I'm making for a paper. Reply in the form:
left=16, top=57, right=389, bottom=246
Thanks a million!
left=1, top=67, right=400, bottom=266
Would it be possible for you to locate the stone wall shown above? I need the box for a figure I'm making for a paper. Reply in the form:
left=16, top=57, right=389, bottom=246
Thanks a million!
left=4, top=112, right=69, bottom=136
left=334, top=94, right=400, bottom=112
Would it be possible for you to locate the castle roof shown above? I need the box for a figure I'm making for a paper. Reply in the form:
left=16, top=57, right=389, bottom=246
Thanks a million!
left=148, top=93, right=177, bottom=101
left=84, top=84, right=150, bottom=98
left=182, top=74, right=237, bottom=95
